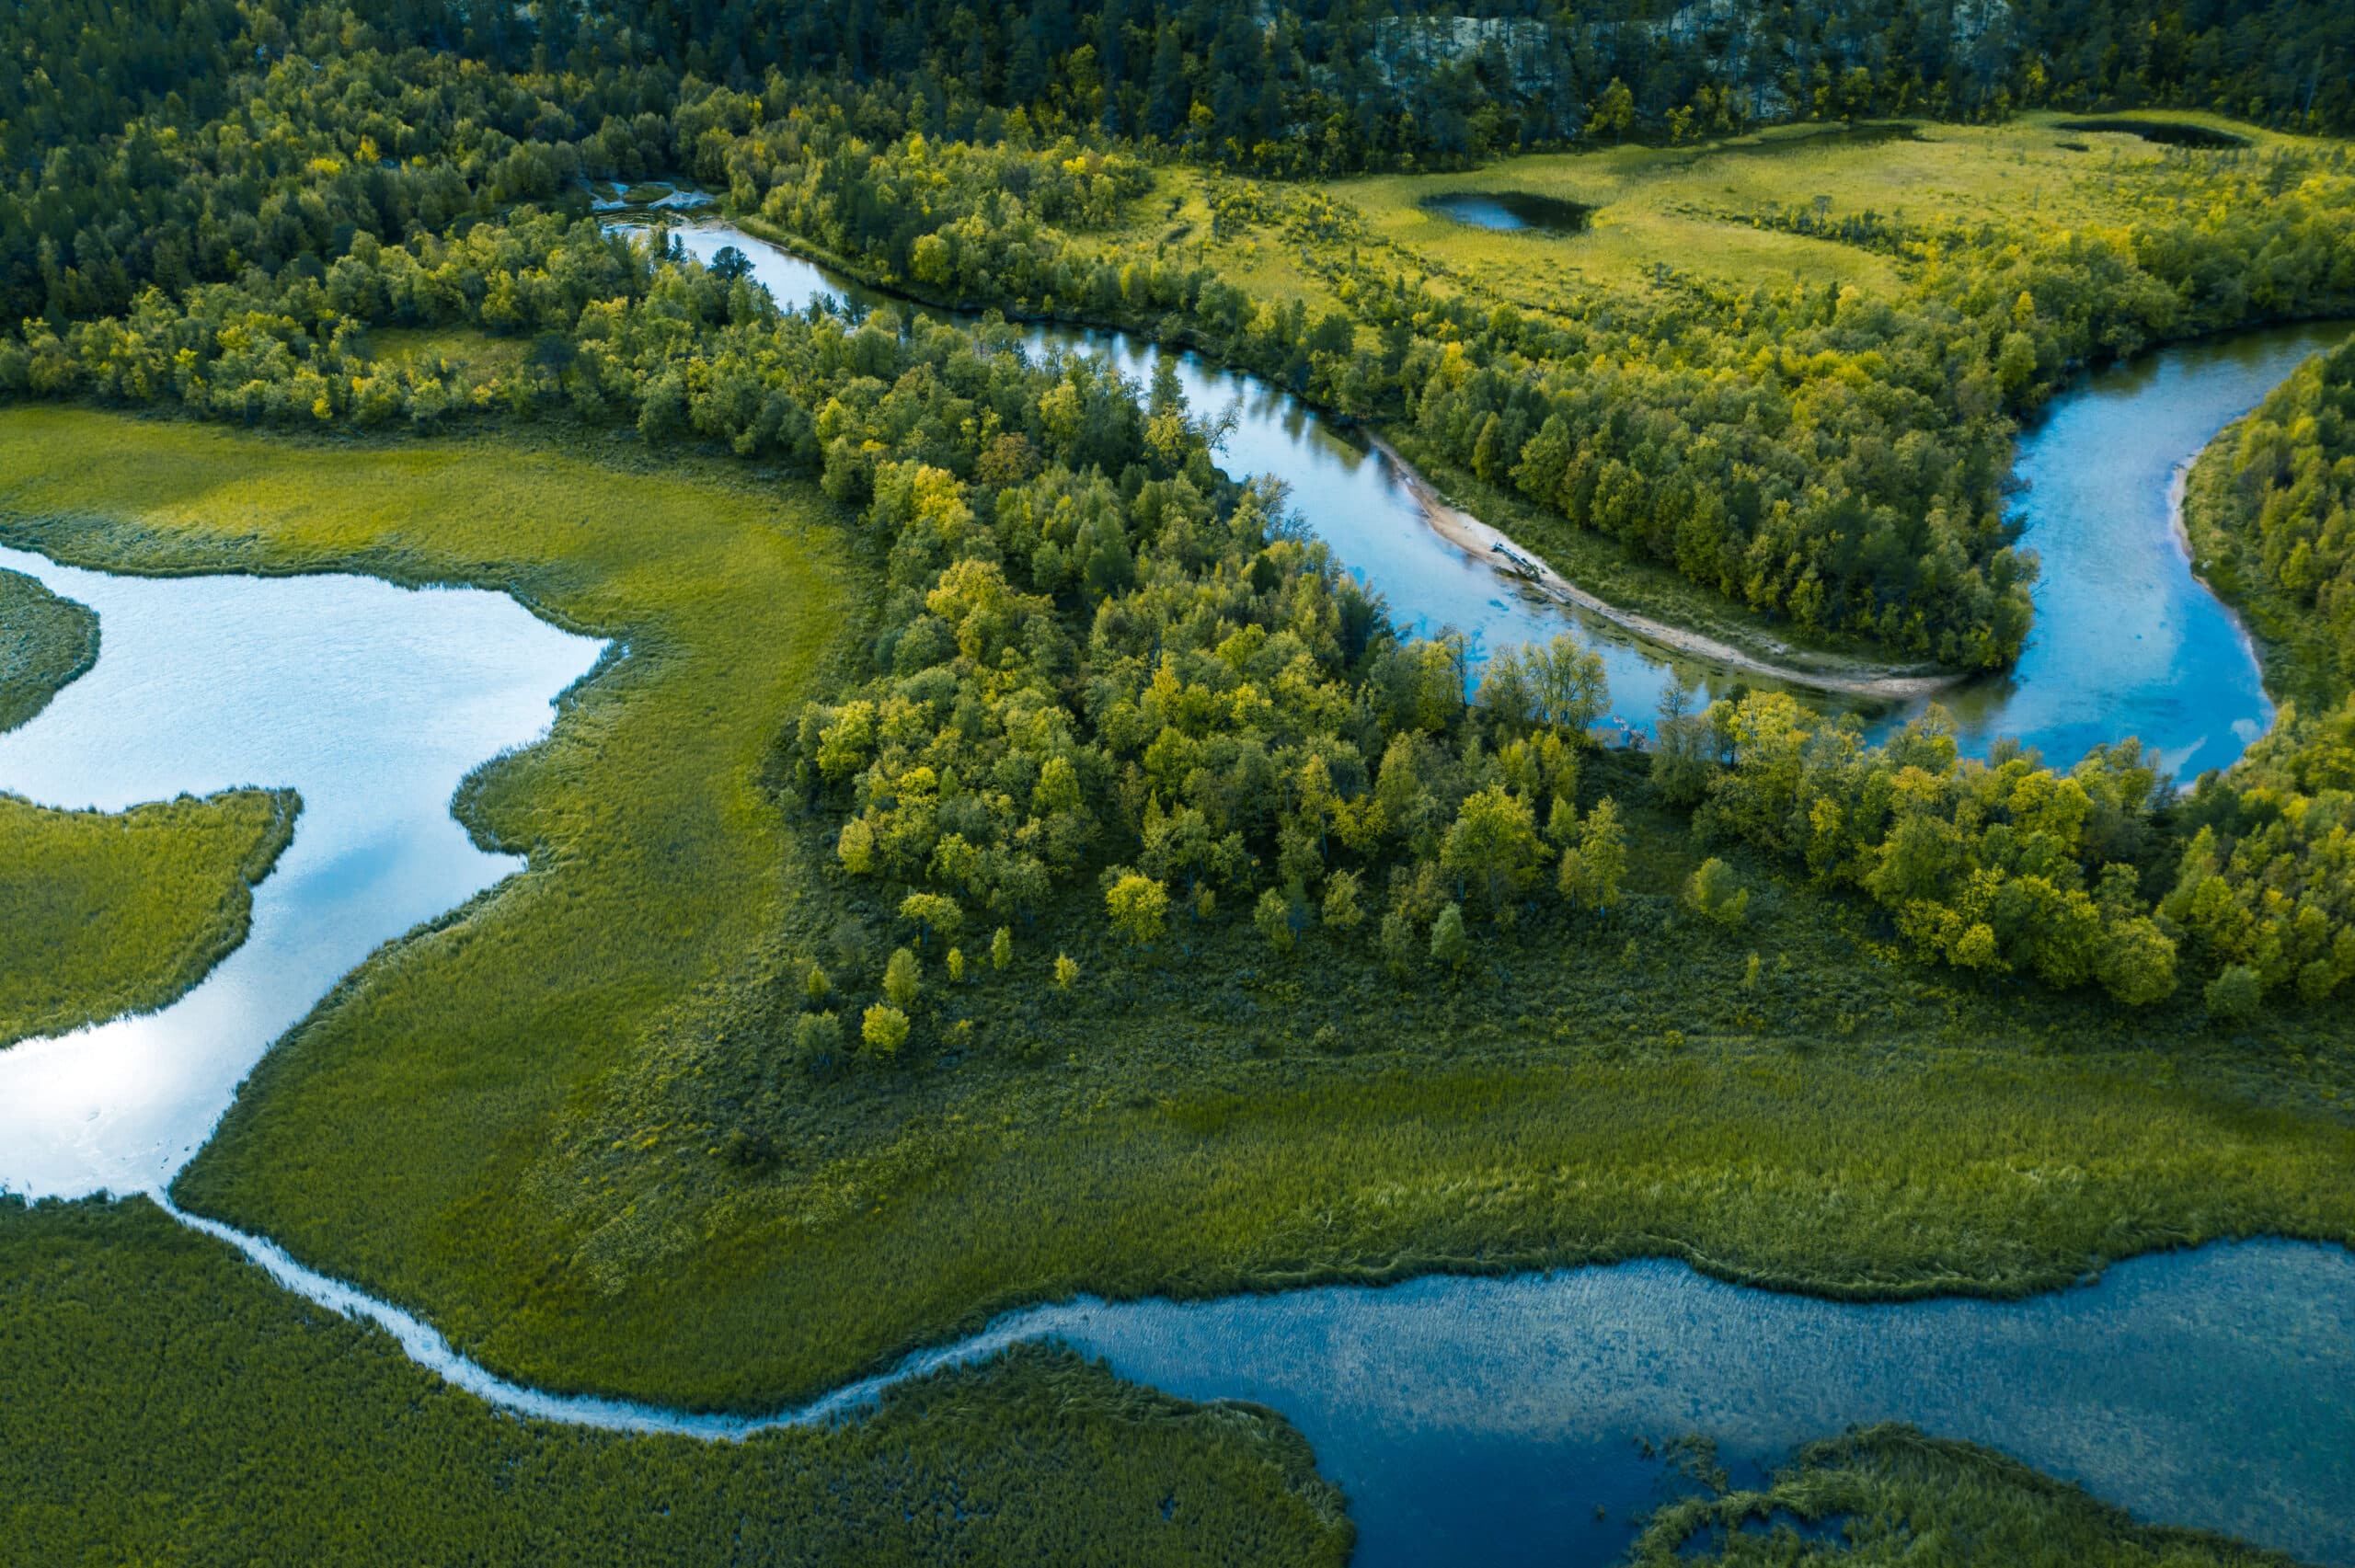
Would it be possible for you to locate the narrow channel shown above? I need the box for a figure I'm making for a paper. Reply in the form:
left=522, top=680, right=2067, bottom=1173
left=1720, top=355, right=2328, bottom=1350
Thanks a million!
left=2, top=234, right=2349, bottom=1568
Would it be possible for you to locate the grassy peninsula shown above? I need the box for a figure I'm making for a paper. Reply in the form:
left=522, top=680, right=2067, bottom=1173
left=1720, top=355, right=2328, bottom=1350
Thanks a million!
left=2, top=562, right=301, bottom=1047
left=0, top=1196, right=1350, bottom=1567
left=1632, top=1425, right=2302, bottom=1567
left=0, top=564, right=97, bottom=731
left=0, top=787, right=299, bottom=1047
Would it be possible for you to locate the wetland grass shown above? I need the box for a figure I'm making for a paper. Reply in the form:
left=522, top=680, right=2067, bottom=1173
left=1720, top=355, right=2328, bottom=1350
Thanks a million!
left=1633, top=1425, right=2301, bottom=1566
left=3, top=408, right=2347, bottom=1419
left=0, top=1196, right=1350, bottom=1567
left=0, top=787, right=298, bottom=1047
left=0, top=563, right=96, bottom=732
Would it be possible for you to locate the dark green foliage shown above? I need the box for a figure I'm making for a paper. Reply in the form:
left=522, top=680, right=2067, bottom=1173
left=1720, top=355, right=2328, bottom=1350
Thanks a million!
left=0, top=1195, right=1352, bottom=1567
left=1632, top=1425, right=2301, bottom=1566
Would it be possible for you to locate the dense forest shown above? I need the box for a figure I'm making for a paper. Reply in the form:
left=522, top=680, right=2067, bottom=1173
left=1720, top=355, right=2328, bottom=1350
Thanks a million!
left=4, top=0, right=2353, bottom=1029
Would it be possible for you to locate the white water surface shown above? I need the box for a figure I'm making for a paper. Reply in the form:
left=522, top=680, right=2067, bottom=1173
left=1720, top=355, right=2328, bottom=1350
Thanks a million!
left=0, top=547, right=604, bottom=1197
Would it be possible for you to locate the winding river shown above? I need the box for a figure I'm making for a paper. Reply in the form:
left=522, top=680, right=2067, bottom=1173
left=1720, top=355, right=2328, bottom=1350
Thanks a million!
left=671, top=220, right=2351, bottom=776
left=2, top=223, right=2351, bottom=1565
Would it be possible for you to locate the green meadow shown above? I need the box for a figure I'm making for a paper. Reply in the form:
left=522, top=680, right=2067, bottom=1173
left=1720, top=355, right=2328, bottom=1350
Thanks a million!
left=0, top=788, right=298, bottom=1047
left=0, top=1196, right=1349, bottom=1566
left=0, top=406, right=2348, bottom=1416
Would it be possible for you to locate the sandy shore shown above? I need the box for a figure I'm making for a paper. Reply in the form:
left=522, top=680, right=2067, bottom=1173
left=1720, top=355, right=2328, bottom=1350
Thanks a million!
left=1366, top=435, right=1967, bottom=702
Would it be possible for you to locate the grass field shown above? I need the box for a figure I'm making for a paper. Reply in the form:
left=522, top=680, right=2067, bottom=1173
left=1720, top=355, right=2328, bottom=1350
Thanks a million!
left=1, top=406, right=2349, bottom=1418
left=0, top=1195, right=1350, bottom=1566
left=1631, top=1425, right=2300, bottom=1566
left=1122, top=111, right=2314, bottom=332
left=0, top=564, right=97, bottom=732
left=0, top=787, right=298, bottom=1047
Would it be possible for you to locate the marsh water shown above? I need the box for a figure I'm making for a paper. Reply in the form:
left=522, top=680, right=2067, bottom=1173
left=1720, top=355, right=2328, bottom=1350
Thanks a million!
left=671, top=222, right=2350, bottom=777
left=0, top=549, right=603, bottom=1196
left=3, top=227, right=2352, bottom=1565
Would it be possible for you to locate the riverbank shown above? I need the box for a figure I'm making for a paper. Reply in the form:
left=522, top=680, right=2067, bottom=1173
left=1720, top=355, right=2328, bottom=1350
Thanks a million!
left=0, top=787, right=299, bottom=1048
left=1363, top=433, right=1963, bottom=701
left=0, top=1194, right=1350, bottom=1567
left=1, top=407, right=2344, bottom=1418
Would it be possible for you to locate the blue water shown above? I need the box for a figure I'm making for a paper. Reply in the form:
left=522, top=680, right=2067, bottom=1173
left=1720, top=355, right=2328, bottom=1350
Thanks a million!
left=1920, top=322, right=2353, bottom=777
left=995, top=1241, right=2355, bottom=1566
left=672, top=222, right=2347, bottom=778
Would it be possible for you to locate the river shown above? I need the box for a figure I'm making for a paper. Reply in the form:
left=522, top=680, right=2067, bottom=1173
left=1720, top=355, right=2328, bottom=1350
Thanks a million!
left=668, top=222, right=2350, bottom=778
left=0, top=231, right=2349, bottom=1564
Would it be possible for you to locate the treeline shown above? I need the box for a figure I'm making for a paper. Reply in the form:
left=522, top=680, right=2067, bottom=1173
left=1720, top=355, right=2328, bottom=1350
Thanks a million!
left=12, top=3, right=2355, bottom=670
left=518, top=0, right=2355, bottom=168
left=2215, top=334, right=2355, bottom=694
left=2165, top=334, right=2355, bottom=1016
left=781, top=340, right=1650, bottom=1059
left=716, top=108, right=2355, bottom=668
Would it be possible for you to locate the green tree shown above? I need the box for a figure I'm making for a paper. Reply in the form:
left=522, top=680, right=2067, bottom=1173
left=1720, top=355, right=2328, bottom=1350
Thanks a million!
left=1587, top=78, right=1637, bottom=143
left=1441, top=785, right=1543, bottom=918
left=1684, top=857, right=1750, bottom=927
left=1429, top=902, right=1469, bottom=969
left=861, top=1003, right=910, bottom=1059
left=1322, top=869, right=1365, bottom=931
left=1580, top=798, right=1628, bottom=916
left=883, top=946, right=922, bottom=1010
left=1470, top=412, right=1503, bottom=481
left=792, top=1011, right=843, bottom=1073
left=993, top=926, right=1014, bottom=971
left=2097, top=918, right=2178, bottom=1006
left=1053, top=952, right=1080, bottom=991
left=899, top=892, right=962, bottom=947
left=2205, top=963, right=2263, bottom=1021
left=804, top=963, right=832, bottom=1007
left=1106, top=872, right=1170, bottom=946
left=1379, top=910, right=1416, bottom=977
left=1254, top=886, right=1296, bottom=956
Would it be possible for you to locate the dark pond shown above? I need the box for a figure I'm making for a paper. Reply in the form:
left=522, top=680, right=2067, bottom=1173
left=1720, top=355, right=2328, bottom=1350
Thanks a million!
left=1420, top=190, right=1596, bottom=233
left=2055, top=119, right=2250, bottom=150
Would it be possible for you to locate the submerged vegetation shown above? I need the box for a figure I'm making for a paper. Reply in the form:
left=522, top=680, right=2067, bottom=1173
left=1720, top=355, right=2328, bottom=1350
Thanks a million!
left=0, top=565, right=97, bottom=733
left=0, top=786, right=299, bottom=1047
left=0, top=1196, right=1350, bottom=1565
left=1632, top=1425, right=2301, bottom=1566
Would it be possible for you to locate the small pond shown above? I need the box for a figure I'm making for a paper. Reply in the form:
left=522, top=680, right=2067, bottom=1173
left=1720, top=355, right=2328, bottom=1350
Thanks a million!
left=1420, top=190, right=1595, bottom=233
left=2054, top=119, right=2250, bottom=150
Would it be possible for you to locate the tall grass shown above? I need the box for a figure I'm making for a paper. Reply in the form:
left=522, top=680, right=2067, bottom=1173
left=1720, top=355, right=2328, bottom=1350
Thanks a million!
left=0, top=1196, right=1350, bottom=1566
left=5, top=407, right=2346, bottom=1424
left=0, top=564, right=97, bottom=732
left=0, top=788, right=297, bottom=1047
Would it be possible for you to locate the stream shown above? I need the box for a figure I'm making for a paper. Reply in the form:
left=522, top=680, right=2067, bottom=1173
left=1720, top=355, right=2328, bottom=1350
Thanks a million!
left=1, top=224, right=2350, bottom=1565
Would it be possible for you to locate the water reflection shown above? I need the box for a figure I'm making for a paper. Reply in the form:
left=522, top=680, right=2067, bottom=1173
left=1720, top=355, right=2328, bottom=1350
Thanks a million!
left=670, top=222, right=2349, bottom=779
left=1017, top=1241, right=2355, bottom=1567
left=0, top=548, right=604, bottom=1197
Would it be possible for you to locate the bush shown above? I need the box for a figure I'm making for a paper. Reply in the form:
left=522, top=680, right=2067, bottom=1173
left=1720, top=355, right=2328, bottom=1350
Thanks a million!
left=861, top=1003, right=911, bottom=1059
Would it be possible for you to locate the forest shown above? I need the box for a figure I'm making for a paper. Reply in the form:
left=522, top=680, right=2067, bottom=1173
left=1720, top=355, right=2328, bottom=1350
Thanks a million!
left=4, top=1, right=2355, bottom=1563
left=4, top=5, right=2352, bottom=1024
